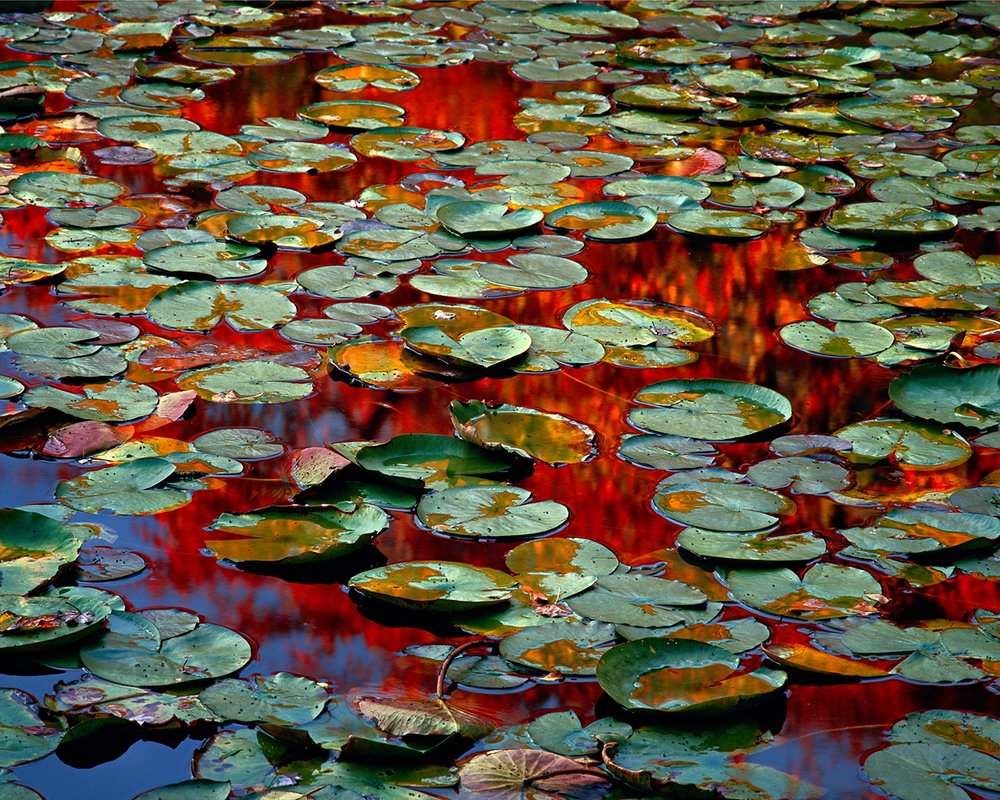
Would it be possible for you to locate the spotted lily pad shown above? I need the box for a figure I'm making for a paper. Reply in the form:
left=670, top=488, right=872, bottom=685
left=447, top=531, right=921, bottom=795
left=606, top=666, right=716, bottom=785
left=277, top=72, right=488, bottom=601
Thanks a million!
left=826, top=203, right=957, bottom=238
left=835, top=418, right=972, bottom=469
left=727, top=564, right=883, bottom=620
left=653, top=481, right=796, bottom=532
left=545, top=202, right=656, bottom=241
left=449, top=400, right=596, bottom=465
left=80, top=615, right=252, bottom=687
left=349, top=561, right=516, bottom=612
left=499, top=620, right=616, bottom=676
left=416, top=486, right=568, bottom=540
left=779, top=320, right=894, bottom=358
left=890, top=365, right=1000, bottom=431
left=597, top=638, right=787, bottom=714
left=205, top=504, right=389, bottom=565
left=630, top=380, right=792, bottom=441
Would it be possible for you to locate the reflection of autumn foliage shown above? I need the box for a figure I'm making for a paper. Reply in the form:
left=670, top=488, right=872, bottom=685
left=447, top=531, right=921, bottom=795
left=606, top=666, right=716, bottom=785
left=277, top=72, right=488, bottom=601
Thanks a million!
left=3, top=35, right=999, bottom=793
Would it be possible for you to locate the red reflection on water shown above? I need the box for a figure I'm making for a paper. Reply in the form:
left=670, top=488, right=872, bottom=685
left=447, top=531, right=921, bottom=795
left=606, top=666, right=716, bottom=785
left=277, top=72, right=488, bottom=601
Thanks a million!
left=1, top=28, right=999, bottom=800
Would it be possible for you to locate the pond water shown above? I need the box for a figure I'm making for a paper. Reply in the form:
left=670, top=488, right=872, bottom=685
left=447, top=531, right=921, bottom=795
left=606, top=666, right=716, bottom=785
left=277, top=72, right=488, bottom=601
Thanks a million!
left=0, top=2, right=999, bottom=800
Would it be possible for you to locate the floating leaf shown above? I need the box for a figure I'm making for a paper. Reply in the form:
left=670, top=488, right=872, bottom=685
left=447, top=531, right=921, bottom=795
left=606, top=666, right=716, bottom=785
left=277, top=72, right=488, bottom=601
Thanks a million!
left=206, top=505, right=389, bottom=565
left=499, top=620, right=616, bottom=676
left=890, top=365, right=1000, bottom=431
left=630, top=379, right=792, bottom=441
left=56, top=459, right=190, bottom=516
left=597, top=638, right=787, bottom=714
left=450, top=400, right=596, bottom=465
left=727, top=564, right=883, bottom=620
left=654, top=481, right=795, bottom=532
left=349, top=561, right=516, bottom=612
left=416, top=486, right=568, bottom=540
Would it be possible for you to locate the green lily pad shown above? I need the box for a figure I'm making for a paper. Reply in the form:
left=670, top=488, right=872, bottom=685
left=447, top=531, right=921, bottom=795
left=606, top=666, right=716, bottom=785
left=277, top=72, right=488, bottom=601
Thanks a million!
left=653, top=481, right=796, bottom=532
left=679, top=528, right=827, bottom=563
left=505, top=537, right=619, bottom=576
left=205, top=504, right=389, bottom=565
left=416, top=486, right=568, bottom=540
left=436, top=201, right=542, bottom=237
left=630, top=379, right=792, bottom=441
left=22, top=380, right=159, bottom=422
left=835, top=418, right=972, bottom=469
left=449, top=400, right=596, bottom=465
left=617, top=434, right=718, bottom=471
left=667, top=208, right=771, bottom=239
left=0, top=689, right=62, bottom=768
left=56, top=458, right=191, bottom=516
left=353, top=434, right=515, bottom=488
left=348, top=561, right=516, bottom=613
left=298, top=100, right=405, bottom=130
left=727, top=564, right=883, bottom=620
left=10, top=171, right=126, bottom=208
left=499, top=620, right=617, bottom=676
left=597, top=638, right=787, bottom=714
left=402, top=325, right=532, bottom=369
left=176, top=361, right=313, bottom=404
left=80, top=614, right=251, bottom=687
left=0, top=592, right=113, bottom=655
left=826, top=203, right=957, bottom=238
left=147, top=282, right=295, bottom=332
left=545, top=202, right=657, bottom=241
left=890, top=365, right=1000, bottom=431
left=199, top=673, right=327, bottom=725
left=0, top=509, right=87, bottom=595
left=779, top=320, right=894, bottom=358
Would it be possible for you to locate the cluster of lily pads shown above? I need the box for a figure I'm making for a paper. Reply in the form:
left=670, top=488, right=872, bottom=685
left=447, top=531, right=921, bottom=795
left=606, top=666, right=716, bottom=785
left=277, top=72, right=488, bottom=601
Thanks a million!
left=0, top=0, right=999, bottom=798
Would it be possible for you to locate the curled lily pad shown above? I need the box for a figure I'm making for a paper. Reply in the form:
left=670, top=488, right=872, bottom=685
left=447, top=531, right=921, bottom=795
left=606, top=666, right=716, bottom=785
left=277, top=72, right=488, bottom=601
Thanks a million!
left=890, top=365, right=1000, bottom=431
left=416, top=486, right=568, bottom=540
left=630, top=379, right=792, bottom=441
left=545, top=202, right=656, bottom=241
left=205, top=504, right=389, bottom=565
left=840, top=509, right=999, bottom=556
left=0, top=689, right=63, bottom=767
left=449, top=400, right=596, bottom=465
left=458, top=749, right=609, bottom=800
left=597, top=638, right=787, bottom=714
left=348, top=561, right=516, bottom=612
left=653, top=481, right=795, bottom=532
left=0, top=592, right=113, bottom=655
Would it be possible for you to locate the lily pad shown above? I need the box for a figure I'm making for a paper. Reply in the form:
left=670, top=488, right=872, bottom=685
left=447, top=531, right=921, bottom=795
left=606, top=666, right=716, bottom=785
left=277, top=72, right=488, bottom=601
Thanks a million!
left=205, top=504, right=389, bottom=565
left=416, top=486, right=568, bottom=540
left=890, top=365, right=1000, bottom=431
left=348, top=561, right=516, bottom=612
left=449, top=400, right=596, bottom=465
left=630, top=379, right=792, bottom=441
left=597, top=638, right=787, bottom=714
